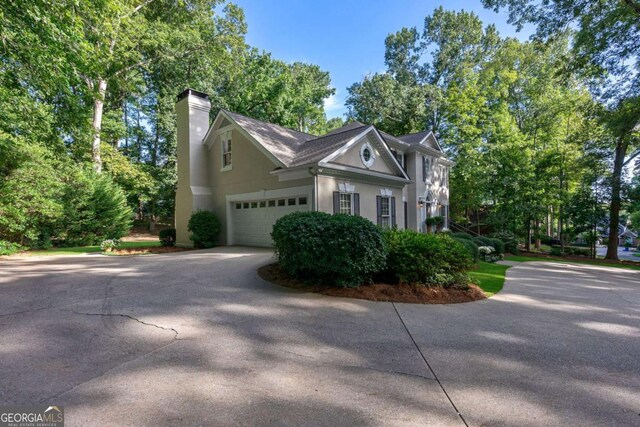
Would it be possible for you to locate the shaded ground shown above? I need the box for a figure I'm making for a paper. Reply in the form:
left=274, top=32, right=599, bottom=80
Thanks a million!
left=0, top=249, right=638, bottom=426
left=258, top=263, right=486, bottom=304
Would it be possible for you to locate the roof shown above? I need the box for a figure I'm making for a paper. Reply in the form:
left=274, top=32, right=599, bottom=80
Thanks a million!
left=289, top=125, right=369, bottom=167
left=222, top=110, right=314, bottom=166
left=218, top=110, right=442, bottom=168
left=398, top=130, right=441, bottom=151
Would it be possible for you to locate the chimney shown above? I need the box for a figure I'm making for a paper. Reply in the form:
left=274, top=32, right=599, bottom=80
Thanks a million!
left=175, top=88, right=214, bottom=247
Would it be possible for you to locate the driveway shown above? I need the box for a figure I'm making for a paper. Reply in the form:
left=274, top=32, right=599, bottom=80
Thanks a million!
left=596, top=245, right=640, bottom=262
left=0, top=248, right=638, bottom=426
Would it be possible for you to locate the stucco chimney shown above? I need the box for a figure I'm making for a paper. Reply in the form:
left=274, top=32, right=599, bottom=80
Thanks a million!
left=174, top=88, right=214, bottom=247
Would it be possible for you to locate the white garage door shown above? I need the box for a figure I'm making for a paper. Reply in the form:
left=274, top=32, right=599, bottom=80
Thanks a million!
left=231, top=195, right=310, bottom=247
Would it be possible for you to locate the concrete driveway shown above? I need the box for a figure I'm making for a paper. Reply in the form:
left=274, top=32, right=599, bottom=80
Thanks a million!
left=0, top=248, right=638, bottom=426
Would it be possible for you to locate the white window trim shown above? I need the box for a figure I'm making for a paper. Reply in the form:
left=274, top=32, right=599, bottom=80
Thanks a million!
left=360, top=142, right=376, bottom=168
left=221, top=130, right=232, bottom=171
left=339, top=192, right=354, bottom=215
left=380, top=196, right=391, bottom=227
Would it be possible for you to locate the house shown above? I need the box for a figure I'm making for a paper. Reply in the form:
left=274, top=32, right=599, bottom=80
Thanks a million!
left=618, top=227, right=638, bottom=247
left=175, top=89, right=453, bottom=247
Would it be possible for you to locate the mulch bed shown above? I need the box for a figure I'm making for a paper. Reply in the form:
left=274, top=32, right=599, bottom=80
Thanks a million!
left=518, top=251, right=640, bottom=266
left=258, top=263, right=486, bottom=304
left=108, top=246, right=191, bottom=255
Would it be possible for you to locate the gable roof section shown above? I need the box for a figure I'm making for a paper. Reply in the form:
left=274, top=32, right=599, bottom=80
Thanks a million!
left=398, top=130, right=441, bottom=151
left=222, top=110, right=314, bottom=166
left=318, top=126, right=410, bottom=180
left=207, top=110, right=440, bottom=175
left=288, top=125, right=369, bottom=167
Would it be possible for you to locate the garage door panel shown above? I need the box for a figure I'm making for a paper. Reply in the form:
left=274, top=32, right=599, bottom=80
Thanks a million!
left=231, top=196, right=309, bottom=247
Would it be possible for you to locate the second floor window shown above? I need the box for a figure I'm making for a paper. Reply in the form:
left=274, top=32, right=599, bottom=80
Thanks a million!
left=222, top=131, right=232, bottom=169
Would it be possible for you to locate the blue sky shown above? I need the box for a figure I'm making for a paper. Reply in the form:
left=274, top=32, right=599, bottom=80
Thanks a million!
left=232, top=0, right=532, bottom=119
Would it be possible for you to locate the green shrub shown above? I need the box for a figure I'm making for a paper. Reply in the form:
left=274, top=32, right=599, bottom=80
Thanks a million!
left=271, top=212, right=386, bottom=287
left=550, top=245, right=562, bottom=256
left=488, top=238, right=505, bottom=255
left=100, top=239, right=121, bottom=252
left=570, top=247, right=590, bottom=257
left=451, top=231, right=474, bottom=241
left=382, top=229, right=473, bottom=287
left=188, top=210, right=221, bottom=248
left=474, top=235, right=494, bottom=248
left=493, top=231, right=519, bottom=254
left=159, top=228, right=176, bottom=247
left=0, top=240, right=24, bottom=256
left=454, top=237, right=479, bottom=262
left=62, top=170, right=133, bottom=246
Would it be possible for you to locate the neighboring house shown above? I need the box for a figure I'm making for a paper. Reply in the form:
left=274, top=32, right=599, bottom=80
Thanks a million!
left=618, top=227, right=638, bottom=247
left=600, top=224, right=639, bottom=247
left=175, top=89, right=453, bottom=247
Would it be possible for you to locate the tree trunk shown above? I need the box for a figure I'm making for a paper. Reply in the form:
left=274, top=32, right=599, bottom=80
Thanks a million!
left=535, top=218, right=541, bottom=250
left=91, top=78, right=108, bottom=172
left=605, top=139, right=627, bottom=260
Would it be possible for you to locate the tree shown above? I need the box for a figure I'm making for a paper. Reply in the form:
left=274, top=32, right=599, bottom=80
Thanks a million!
left=482, top=0, right=640, bottom=259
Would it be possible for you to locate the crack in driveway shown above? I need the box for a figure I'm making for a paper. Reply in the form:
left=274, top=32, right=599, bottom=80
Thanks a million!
left=58, top=308, right=179, bottom=339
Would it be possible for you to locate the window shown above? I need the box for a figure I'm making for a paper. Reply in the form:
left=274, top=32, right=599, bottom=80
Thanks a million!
left=423, top=156, right=432, bottom=182
left=278, top=199, right=286, bottom=207
left=243, top=202, right=249, bottom=209
left=236, top=203, right=242, bottom=209
left=250, top=202, right=257, bottom=208
left=339, top=193, right=352, bottom=214
left=288, top=198, right=296, bottom=206
left=380, top=197, right=391, bottom=227
left=360, top=143, right=375, bottom=168
left=392, top=150, right=404, bottom=168
left=268, top=200, right=276, bottom=207
left=222, top=131, right=232, bottom=169
left=259, top=201, right=266, bottom=208
left=298, top=197, right=307, bottom=205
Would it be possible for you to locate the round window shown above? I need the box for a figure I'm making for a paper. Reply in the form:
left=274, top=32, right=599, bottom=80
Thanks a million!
left=360, top=143, right=375, bottom=168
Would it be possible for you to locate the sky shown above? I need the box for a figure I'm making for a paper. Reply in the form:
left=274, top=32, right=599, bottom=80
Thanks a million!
left=232, top=0, right=533, bottom=119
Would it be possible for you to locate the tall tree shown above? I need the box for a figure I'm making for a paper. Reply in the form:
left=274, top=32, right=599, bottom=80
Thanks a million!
left=482, top=0, right=640, bottom=259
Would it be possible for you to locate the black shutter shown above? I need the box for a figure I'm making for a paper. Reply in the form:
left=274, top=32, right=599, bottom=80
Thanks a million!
left=354, top=193, right=360, bottom=216
left=376, top=196, right=382, bottom=226
left=391, top=197, right=396, bottom=227
left=404, top=201, right=408, bottom=229
left=333, top=191, right=340, bottom=214
left=422, top=156, right=427, bottom=181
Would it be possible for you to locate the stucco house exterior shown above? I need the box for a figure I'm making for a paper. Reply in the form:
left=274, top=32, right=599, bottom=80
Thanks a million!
left=175, top=88, right=454, bottom=247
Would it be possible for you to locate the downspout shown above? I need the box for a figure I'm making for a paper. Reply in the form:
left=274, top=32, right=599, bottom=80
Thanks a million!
left=310, top=167, right=319, bottom=212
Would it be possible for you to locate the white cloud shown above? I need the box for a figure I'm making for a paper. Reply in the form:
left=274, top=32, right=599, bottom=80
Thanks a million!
left=323, top=92, right=341, bottom=112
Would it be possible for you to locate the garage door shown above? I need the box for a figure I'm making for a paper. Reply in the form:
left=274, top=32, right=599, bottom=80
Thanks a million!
left=231, top=195, right=310, bottom=247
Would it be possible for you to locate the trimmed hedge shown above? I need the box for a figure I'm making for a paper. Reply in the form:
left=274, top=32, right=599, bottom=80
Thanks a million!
left=271, top=212, right=386, bottom=287
left=454, top=237, right=479, bottom=262
left=159, top=228, right=176, bottom=247
left=188, top=210, right=221, bottom=248
left=383, top=229, right=473, bottom=287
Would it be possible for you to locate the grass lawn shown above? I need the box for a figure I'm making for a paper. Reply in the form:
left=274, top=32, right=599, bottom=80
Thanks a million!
left=505, top=255, right=640, bottom=271
left=469, top=262, right=511, bottom=297
left=26, top=241, right=160, bottom=256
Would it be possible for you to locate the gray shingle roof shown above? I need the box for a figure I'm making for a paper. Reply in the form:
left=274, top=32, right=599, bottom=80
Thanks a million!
left=289, top=125, right=369, bottom=167
left=398, top=130, right=440, bottom=151
left=223, top=110, right=314, bottom=166
left=398, top=130, right=430, bottom=144
left=222, top=110, right=427, bottom=168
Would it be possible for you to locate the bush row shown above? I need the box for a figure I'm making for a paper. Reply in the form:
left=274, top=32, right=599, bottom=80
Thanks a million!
left=272, top=212, right=473, bottom=288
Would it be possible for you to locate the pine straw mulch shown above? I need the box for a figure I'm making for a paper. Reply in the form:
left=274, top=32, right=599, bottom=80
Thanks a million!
left=258, top=263, right=486, bottom=304
left=107, top=246, right=192, bottom=255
